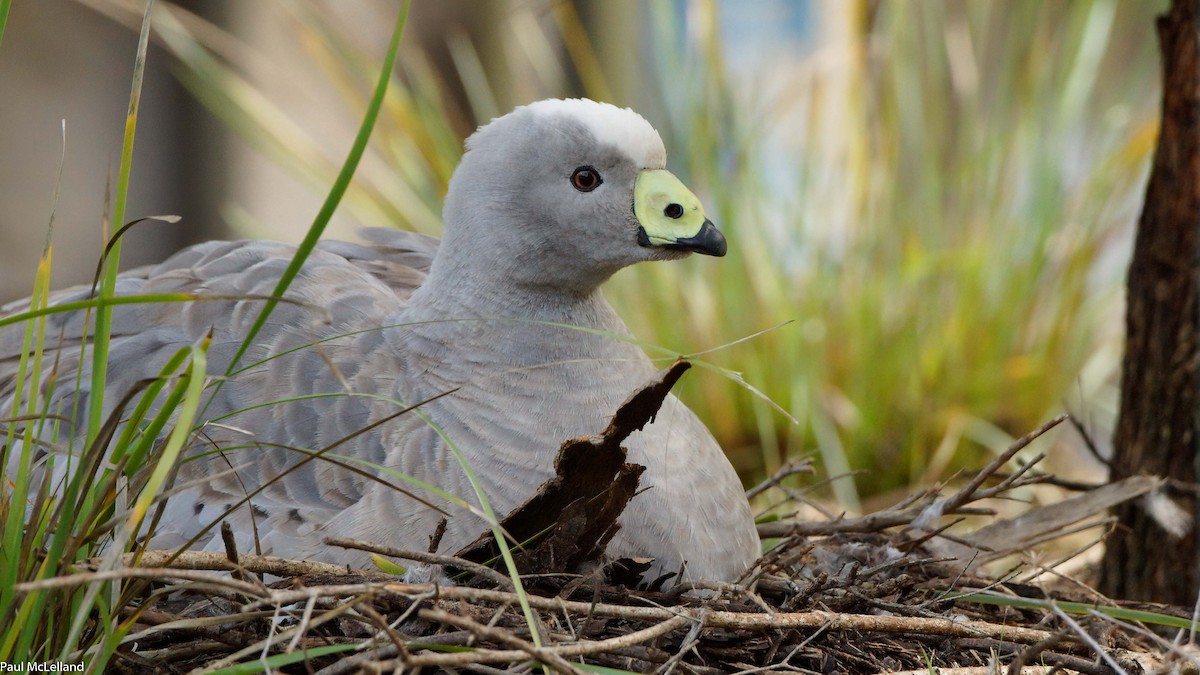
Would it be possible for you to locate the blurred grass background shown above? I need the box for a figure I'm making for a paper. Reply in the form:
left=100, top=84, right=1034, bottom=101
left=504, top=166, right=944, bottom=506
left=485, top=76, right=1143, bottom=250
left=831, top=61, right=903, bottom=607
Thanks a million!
left=11, top=0, right=1163, bottom=512
left=0, top=3, right=1165, bottom=667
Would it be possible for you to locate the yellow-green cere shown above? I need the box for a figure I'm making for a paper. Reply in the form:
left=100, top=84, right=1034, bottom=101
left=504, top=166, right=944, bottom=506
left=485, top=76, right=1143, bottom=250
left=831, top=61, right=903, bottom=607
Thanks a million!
left=634, top=169, right=708, bottom=245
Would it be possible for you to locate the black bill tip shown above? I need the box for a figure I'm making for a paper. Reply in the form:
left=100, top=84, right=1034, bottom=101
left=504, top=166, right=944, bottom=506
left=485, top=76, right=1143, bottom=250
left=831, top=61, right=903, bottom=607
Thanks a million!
left=669, top=219, right=727, bottom=257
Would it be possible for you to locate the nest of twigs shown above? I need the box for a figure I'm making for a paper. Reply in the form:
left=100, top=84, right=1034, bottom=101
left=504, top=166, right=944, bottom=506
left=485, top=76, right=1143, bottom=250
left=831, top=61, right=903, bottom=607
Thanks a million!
left=29, top=362, right=1197, bottom=673
left=97, top=533, right=1185, bottom=675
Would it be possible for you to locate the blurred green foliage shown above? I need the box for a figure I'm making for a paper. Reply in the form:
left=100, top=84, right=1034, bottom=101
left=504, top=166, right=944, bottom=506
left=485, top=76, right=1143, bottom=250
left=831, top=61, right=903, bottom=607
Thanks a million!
left=91, top=0, right=1160, bottom=509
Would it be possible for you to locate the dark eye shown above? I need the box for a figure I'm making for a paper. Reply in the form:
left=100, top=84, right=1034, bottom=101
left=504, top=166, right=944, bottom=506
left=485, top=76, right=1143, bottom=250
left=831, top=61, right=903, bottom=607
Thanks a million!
left=664, top=203, right=684, bottom=219
left=570, top=166, right=602, bottom=192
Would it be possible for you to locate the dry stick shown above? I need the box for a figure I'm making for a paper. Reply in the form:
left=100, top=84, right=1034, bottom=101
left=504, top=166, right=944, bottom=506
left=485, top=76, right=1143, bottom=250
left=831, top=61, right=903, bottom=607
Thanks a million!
left=118, top=550, right=360, bottom=578
left=1085, top=611, right=1198, bottom=672
left=131, top=641, right=236, bottom=665
left=190, top=594, right=373, bottom=675
left=1049, top=603, right=1127, bottom=675
left=417, top=607, right=585, bottom=675
left=277, top=590, right=433, bottom=675
left=1006, top=630, right=1070, bottom=675
left=938, top=416, right=1066, bottom=510
left=758, top=414, right=1068, bottom=538
left=323, top=535, right=513, bottom=588
left=15, top=567, right=267, bottom=597
left=758, top=489, right=838, bottom=522
left=954, top=638, right=1116, bottom=675
left=427, top=517, right=448, bottom=553
left=746, top=458, right=815, bottom=500
left=1014, top=537, right=1114, bottom=591
left=657, top=607, right=709, bottom=675
left=122, top=606, right=260, bottom=648
left=236, top=582, right=1060, bottom=646
left=314, top=631, right=477, bottom=675
left=220, top=521, right=260, bottom=588
left=283, top=593, right=319, bottom=654
left=1066, top=412, right=1111, bottom=471
left=992, top=517, right=1113, bottom=571
left=376, top=614, right=694, bottom=670
left=733, top=641, right=810, bottom=675
left=354, top=601, right=411, bottom=662
left=883, top=662, right=1060, bottom=667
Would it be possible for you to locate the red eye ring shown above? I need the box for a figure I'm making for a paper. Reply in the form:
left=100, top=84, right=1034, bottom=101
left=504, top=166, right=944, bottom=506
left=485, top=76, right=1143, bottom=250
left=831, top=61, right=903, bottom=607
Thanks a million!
left=570, top=166, right=602, bottom=192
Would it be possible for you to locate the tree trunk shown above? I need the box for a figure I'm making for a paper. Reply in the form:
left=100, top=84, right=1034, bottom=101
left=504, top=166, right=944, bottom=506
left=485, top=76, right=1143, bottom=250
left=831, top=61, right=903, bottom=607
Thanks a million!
left=1098, top=0, right=1200, bottom=605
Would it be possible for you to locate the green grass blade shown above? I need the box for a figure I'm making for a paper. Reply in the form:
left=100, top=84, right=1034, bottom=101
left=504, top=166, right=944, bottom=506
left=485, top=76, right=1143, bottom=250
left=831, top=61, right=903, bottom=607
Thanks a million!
left=138, top=387, right=461, bottom=566
left=204, top=644, right=362, bottom=675
left=0, top=252, right=53, bottom=630
left=125, top=339, right=208, bottom=536
left=225, top=1, right=410, bottom=375
left=952, top=590, right=1200, bottom=632
left=108, top=347, right=195, bottom=468
left=0, top=114, right=70, bottom=670
left=0, top=292, right=299, bottom=331
left=0, top=0, right=11, bottom=53
left=414, top=408, right=544, bottom=649
left=87, top=0, right=154, bottom=440
left=65, top=338, right=210, bottom=664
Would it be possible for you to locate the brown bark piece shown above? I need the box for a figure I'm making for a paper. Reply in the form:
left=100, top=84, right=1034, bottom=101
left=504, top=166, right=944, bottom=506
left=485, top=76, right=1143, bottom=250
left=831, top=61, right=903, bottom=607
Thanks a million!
left=454, top=360, right=691, bottom=576
left=1099, top=0, right=1200, bottom=604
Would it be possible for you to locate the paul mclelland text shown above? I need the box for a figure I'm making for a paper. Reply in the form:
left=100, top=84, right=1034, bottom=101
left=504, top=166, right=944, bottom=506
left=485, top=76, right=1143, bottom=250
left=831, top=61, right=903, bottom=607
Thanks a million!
left=0, top=664, right=84, bottom=673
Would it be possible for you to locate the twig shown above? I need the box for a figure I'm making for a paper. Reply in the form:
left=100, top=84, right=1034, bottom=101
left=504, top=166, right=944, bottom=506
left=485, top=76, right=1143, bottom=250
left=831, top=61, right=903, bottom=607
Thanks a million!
left=1049, top=603, right=1127, bottom=675
left=428, top=517, right=448, bottom=553
left=1066, top=411, right=1112, bottom=470
left=188, top=594, right=371, bottom=674
left=120, top=606, right=259, bottom=648
left=746, top=458, right=815, bottom=500
left=416, top=607, right=585, bottom=674
left=1007, top=629, right=1069, bottom=675
left=125, top=640, right=235, bottom=665
left=16, top=567, right=267, bottom=597
left=657, top=608, right=707, bottom=674
left=758, top=415, right=1067, bottom=538
left=382, top=614, right=693, bottom=670
left=355, top=601, right=411, bottom=661
left=115, top=550, right=362, bottom=577
left=1085, top=611, right=1197, bottom=671
left=954, top=638, right=1116, bottom=675
left=324, top=535, right=514, bottom=588
left=237, top=582, right=1060, bottom=646
left=220, top=521, right=257, bottom=587
left=314, top=631, right=477, bottom=675
left=938, top=415, right=1066, bottom=513
left=284, top=593, right=318, bottom=653
left=888, top=662, right=1065, bottom=667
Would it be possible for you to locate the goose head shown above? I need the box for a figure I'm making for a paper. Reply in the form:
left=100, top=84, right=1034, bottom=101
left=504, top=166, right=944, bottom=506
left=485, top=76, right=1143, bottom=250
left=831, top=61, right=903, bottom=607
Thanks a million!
left=435, top=98, right=725, bottom=295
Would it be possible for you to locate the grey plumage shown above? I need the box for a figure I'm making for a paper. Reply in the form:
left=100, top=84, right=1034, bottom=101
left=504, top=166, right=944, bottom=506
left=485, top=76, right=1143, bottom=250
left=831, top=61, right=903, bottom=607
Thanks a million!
left=0, top=99, right=760, bottom=582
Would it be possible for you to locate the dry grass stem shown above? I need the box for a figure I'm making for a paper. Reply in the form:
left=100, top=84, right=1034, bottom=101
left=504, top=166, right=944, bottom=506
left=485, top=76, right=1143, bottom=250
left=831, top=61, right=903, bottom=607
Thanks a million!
left=11, top=406, right=1181, bottom=673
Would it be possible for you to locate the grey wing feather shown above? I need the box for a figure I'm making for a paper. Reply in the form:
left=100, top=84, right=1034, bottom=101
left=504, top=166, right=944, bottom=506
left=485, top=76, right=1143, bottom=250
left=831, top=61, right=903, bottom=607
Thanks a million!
left=316, top=228, right=439, bottom=299
left=0, top=229, right=438, bottom=553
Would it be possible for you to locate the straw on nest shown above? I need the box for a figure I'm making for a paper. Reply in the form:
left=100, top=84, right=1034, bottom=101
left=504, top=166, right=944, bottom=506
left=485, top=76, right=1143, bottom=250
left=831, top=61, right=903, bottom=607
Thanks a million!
left=19, top=362, right=1195, bottom=674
